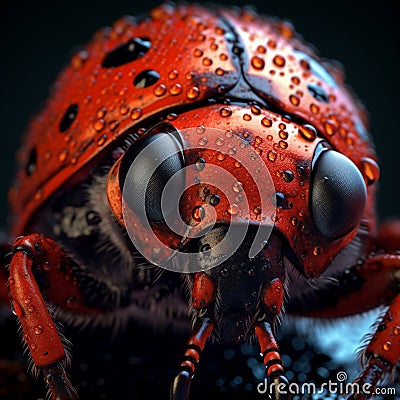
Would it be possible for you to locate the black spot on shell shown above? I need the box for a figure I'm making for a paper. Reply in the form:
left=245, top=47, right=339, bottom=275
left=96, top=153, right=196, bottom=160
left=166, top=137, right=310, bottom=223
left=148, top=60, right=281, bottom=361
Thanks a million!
left=307, top=84, right=329, bottom=103
left=133, top=70, right=160, bottom=88
left=102, top=37, right=151, bottom=68
left=59, top=104, right=79, bottom=133
left=26, top=148, right=37, bottom=176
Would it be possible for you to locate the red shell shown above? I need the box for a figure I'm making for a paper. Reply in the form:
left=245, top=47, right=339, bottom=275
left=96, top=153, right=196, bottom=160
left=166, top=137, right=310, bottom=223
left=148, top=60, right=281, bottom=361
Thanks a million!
left=10, top=3, right=379, bottom=277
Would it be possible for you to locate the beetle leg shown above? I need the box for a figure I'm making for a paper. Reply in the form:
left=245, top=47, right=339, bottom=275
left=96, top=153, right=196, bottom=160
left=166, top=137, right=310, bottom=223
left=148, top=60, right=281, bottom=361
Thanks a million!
left=347, top=294, right=400, bottom=400
left=170, top=317, right=214, bottom=400
left=170, top=271, right=216, bottom=399
left=287, top=250, right=400, bottom=398
left=255, top=321, right=291, bottom=400
left=9, top=234, right=78, bottom=400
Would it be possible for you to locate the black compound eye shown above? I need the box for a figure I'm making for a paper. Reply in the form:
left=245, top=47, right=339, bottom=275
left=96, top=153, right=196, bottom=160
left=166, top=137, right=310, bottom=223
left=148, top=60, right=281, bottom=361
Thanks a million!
left=310, top=149, right=367, bottom=239
left=119, top=132, right=185, bottom=222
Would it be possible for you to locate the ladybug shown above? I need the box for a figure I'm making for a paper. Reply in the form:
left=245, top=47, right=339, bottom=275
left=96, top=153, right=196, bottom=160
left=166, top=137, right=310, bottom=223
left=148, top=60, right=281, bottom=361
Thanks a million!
left=1, top=2, right=399, bottom=399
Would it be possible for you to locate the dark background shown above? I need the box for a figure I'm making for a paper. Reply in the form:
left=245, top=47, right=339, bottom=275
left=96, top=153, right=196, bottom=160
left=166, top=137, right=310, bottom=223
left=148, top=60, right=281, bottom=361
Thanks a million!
left=0, top=1, right=399, bottom=399
left=0, top=0, right=399, bottom=232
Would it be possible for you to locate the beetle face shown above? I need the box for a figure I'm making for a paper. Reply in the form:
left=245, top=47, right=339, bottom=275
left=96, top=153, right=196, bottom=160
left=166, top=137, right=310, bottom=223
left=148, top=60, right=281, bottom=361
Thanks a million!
left=106, top=103, right=370, bottom=281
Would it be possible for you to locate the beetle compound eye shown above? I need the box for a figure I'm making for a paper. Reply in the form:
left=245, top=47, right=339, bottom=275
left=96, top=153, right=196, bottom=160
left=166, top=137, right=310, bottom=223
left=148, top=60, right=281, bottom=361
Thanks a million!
left=310, top=149, right=367, bottom=239
left=120, top=132, right=185, bottom=222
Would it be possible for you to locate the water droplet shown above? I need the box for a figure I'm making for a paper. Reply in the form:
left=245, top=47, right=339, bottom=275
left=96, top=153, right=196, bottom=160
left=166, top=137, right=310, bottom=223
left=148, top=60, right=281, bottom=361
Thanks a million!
left=383, top=342, right=392, bottom=351
left=27, top=305, right=35, bottom=313
left=71, top=49, right=89, bottom=70
left=279, top=130, right=288, bottom=140
left=43, top=261, right=52, bottom=271
left=279, top=140, right=288, bottom=149
left=187, top=86, right=200, bottom=99
left=26, top=148, right=37, bottom=176
left=94, top=119, right=105, bottom=131
left=202, top=57, right=213, bottom=66
left=256, top=45, right=266, bottom=54
left=102, top=37, right=151, bottom=68
left=243, top=114, right=252, bottom=121
left=393, top=326, right=400, bottom=335
left=130, top=107, right=142, bottom=120
left=298, top=124, right=317, bottom=142
left=30, top=342, right=37, bottom=350
left=267, top=39, right=277, bottom=49
left=215, top=68, right=225, bottom=76
left=96, top=106, right=107, bottom=119
left=310, top=103, right=319, bottom=114
left=253, top=206, right=262, bottom=215
left=97, top=134, right=107, bottom=146
left=170, top=83, right=182, bottom=96
left=12, top=300, right=24, bottom=317
left=291, top=76, right=300, bottom=85
left=313, top=246, right=322, bottom=256
left=323, top=120, right=337, bottom=135
left=196, top=125, right=205, bottom=134
left=154, top=83, right=167, bottom=96
left=220, top=107, right=232, bottom=117
left=167, top=113, right=178, bottom=121
left=268, top=150, right=277, bottom=161
left=291, top=217, right=298, bottom=226
left=273, top=55, right=286, bottom=67
left=228, top=204, right=239, bottom=215
left=289, top=94, right=300, bottom=106
left=361, top=158, right=380, bottom=185
left=210, top=195, right=220, bottom=206
left=198, top=137, right=208, bottom=146
left=232, top=182, right=243, bottom=193
left=217, top=152, right=225, bottom=161
left=44, top=150, right=52, bottom=161
left=194, top=48, right=203, bottom=57
left=261, top=117, right=272, bottom=127
left=168, top=70, right=178, bottom=80
left=192, top=206, right=205, bottom=222
left=216, top=137, right=224, bottom=146
left=283, top=170, right=294, bottom=182
left=249, top=106, right=260, bottom=116
left=34, top=189, right=43, bottom=200
left=134, top=70, right=160, bottom=88
left=210, top=42, right=218, bottom=51
left=34, top=326, right=43, bottom=335
left=195, top=158, right=206, bottom=171
left=251, top=56, right=265, bottom=70
left=59, top=104, right=79, bottom=133
left=66, top=296, right=78, bottom=308
left=58, top=149, right=69, bottom=162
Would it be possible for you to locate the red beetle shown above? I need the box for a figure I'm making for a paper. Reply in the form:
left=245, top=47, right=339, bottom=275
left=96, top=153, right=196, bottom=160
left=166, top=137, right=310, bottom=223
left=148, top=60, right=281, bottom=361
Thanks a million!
left=1, top=3, right=399, bottom=399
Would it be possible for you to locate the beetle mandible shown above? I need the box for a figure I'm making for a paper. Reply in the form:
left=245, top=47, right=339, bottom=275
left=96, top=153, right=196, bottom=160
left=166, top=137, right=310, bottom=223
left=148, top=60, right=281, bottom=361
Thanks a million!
left=1, top=3, right=399, bottom=399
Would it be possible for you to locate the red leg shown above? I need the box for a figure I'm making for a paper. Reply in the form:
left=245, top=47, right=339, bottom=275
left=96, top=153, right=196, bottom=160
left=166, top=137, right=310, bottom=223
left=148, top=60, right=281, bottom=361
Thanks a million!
left=347, top=294, right=400, bottom=400
left=9, top=234, right=78, bottom=400
left=170, top=317, right=214, bottom=400
left=255, top=321, right=291, bottom=400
